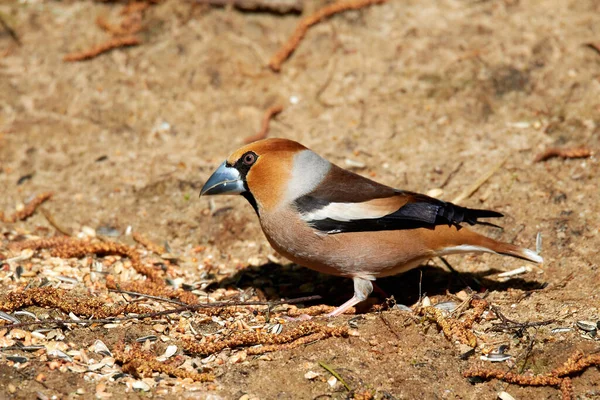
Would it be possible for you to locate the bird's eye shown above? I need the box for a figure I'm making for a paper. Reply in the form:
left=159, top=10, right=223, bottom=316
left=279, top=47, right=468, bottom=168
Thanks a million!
left=242, top=152, right=256, bottom=166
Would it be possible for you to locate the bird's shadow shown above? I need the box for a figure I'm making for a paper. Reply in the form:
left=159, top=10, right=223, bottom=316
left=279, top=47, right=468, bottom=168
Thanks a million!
left=215, top=261, right=546, bottom=310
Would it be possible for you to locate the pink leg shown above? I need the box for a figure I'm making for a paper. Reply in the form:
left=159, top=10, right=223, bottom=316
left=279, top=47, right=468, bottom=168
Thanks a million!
left=327, top=277, right=373, bottom=317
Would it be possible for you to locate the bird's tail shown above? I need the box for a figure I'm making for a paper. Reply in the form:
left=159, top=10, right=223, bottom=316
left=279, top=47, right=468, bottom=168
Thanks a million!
left=435, top=226, right=543, bottom=264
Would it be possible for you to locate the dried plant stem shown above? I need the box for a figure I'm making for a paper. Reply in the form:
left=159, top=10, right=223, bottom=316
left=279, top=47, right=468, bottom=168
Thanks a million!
left=268, top=0, right=388, bottom=72
left=464, top=350, right=600, bottom=400
left=534, top=146, right=592, bottom=162
left=243, top=104, right=284, bottom=143
left=182, top=321, right=348, bottom=355
left=452, top=156, right=507, bottom=204
left=0, top=295, right=322, bottom=330
left=0, top=192, right=53, bottom=223
left=64, top=36, right=140, bottom=62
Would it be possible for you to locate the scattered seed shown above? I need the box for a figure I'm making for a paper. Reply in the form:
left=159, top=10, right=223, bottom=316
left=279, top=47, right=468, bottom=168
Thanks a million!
left=498, top=391, right=516, bottom=400
left=48, top=349, right=73, bottom=362
left=421, top=296, right=431, bottom=307
left=0, top=311, right=20, bottom=323
left=88, top=362, right=105, bottom=371
left=57, top=276, right=79, bottom=285
left=304, top=370, right=320, bottom=380
left=576, top=321, right=597, bottom=332
left=269, top=324, right=283, bottom=334
left=19, top=345, right=45, bottom=351
left=94, top=340, right=112, bottom=357
left=434, top=301, right=459, bottom=313
left=68, top=312, right=81, bottom=321
left=551, top=327, right=573, bottom=334
left=132, top=380, right=151, bottom=392
left=14, top=310, right=37, bottom=320
left=327, top=376, right=337, bottom=387
left=156, top=345, right=178, bottom=362
left=6, top=355, right=29, bottom=363
left=135, top=335, right=158, bottom=343
left=480, top=353, right=512, bottom=362
left=344, top=159, right=366, bottom=169
left=201, top=354, right=216, bottom=364
left=6, top=249, right=34, bottom=263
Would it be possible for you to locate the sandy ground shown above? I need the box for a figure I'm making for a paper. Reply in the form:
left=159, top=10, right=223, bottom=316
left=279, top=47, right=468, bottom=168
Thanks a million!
left=1, top=0, right=599, bottom=399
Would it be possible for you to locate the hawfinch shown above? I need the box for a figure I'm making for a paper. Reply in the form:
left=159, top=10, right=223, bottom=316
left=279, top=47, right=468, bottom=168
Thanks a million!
left=201, top=138, right=543, bottom=316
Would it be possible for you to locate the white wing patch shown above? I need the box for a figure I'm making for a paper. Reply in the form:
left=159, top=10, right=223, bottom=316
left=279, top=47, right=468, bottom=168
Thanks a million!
left=301, top=202, right=393, bottom=222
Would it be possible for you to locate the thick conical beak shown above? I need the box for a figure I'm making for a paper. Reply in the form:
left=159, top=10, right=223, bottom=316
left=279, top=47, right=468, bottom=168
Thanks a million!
left=200, top=162, right=245, bottom=196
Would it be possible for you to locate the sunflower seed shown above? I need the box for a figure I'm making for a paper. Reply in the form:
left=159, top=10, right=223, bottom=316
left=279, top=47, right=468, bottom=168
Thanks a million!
left=132, top=381, right=151, bottom=392
left=576, top=321, right=597, bottom=332
left=480, top=353, right=512, bottom=362
left=93, top=340, right=112, bottom=357
left=156, top=345, right=177, bottom=362
left=434, top=301, right=459, bottom=312
left=56, top=276, right=78, bottom=285
left=270, top=324, right=283, bottom=334
left=48, top=349, right=73, bottom=362
left=14, top=311, right=37, bottom=320
left=19, top=345, right=45, bottom=351
left=0, top=311, right=20, bottom=324
left=135, top=335, right=158, bottom=343
left=498, top=391, right=516, bottom=400
left=551, top=327, right=573, bottom=334
left=5, top=249, right=34, bottom=264
left=6, top=355, right=28, bottom=363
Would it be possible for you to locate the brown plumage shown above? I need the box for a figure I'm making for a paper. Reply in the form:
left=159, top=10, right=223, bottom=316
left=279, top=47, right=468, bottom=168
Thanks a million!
left=201, top=138, right=543, bottom=316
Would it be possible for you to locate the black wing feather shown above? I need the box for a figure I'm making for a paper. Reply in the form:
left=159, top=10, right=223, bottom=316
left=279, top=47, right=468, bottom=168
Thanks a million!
left=303, top=191, right=503, bottom=234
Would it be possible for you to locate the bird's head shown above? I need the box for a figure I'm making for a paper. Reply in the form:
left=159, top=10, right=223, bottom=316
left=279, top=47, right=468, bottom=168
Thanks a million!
left=200, top=138, right=331, bottom=213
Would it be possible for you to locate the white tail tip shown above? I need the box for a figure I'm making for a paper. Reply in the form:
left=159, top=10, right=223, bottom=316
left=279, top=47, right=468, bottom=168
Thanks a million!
left=521, top=248, right=543, bottom=264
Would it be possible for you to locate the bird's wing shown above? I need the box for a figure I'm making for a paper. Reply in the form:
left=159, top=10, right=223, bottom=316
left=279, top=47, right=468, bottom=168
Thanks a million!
left=294, top=164, right=503, bottom=234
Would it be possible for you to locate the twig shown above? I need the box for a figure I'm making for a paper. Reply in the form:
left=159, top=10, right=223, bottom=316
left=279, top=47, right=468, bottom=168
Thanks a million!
left=108, top=288, right=189, bottom=307
left=0, top=295, right=322, bottom=330
left=39, top=207, right=72, bottom=236
left=268, top=0, right=388, bottom=72
left=63, top=36, right=141, bottom=62
left=106, top=276, right=198, bottom=305
left=378, top=313, right=401, bottom=340
left=243, top=104, right=284, bottom=143
left=319, top=361, right=351, bottom=391
left=452, top=155, right=508, bottom=204
left=489, top=305, right=555, bottom=333
left=534, top=146, right=592, bottom=162
left=440, top=161, right=464, bottom=189
left=0, top=192, right=53, bottom=223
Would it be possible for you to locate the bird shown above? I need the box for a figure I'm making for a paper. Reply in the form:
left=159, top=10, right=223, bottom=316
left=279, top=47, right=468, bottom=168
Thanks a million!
left=200, top=138, right=543, bottom=317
